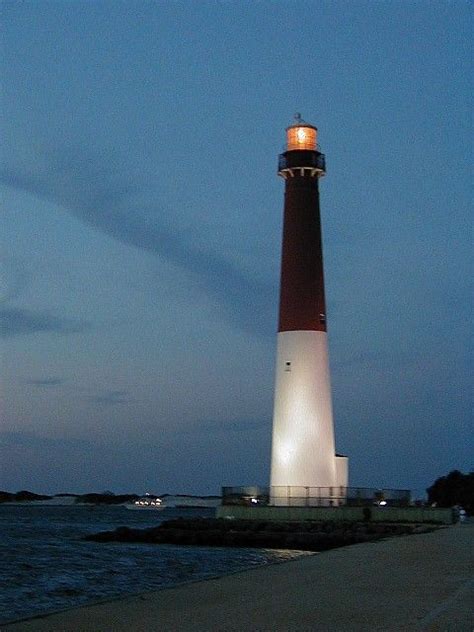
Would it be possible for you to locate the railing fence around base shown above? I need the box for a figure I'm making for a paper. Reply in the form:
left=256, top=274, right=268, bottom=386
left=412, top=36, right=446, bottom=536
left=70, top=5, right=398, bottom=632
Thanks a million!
left=222, top=486, right=411, bottom=508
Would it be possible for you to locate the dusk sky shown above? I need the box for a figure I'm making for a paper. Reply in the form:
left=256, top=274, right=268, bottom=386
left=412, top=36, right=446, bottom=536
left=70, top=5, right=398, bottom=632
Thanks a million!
left=1, top=1, right=472, bottom=496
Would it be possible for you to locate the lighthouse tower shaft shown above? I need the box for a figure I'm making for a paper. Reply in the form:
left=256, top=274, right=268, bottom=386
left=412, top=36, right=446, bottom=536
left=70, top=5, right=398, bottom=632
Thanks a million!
left=270, top=120, right=348, bottom=495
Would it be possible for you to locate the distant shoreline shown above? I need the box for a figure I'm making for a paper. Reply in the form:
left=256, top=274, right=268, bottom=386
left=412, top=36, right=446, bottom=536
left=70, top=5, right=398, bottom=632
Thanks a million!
left=0, top=491, right=221, bottom=507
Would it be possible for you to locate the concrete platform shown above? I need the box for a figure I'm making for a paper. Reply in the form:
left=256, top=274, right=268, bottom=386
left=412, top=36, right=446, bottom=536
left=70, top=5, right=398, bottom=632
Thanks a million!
left=216, top=504, right=453, bottom=524
left=4, top=523, right=473, bottom=631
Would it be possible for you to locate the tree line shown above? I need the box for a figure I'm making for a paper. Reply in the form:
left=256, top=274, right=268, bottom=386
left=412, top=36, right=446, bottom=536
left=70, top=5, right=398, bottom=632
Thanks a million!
left=427, top=470, right=473, bottom=513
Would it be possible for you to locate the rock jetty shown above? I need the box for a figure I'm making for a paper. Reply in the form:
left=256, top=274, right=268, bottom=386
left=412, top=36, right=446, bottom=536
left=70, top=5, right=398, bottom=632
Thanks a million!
left=85, top=517, right=436, bottom=551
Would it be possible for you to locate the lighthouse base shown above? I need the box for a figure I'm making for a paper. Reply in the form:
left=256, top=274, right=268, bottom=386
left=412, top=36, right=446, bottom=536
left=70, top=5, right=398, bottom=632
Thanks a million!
left=270, top=330, right=339, bottom=490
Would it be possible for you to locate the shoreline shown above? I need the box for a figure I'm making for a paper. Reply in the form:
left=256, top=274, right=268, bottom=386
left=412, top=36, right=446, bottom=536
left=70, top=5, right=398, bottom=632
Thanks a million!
left=2, top=549, right=315, bottom=628
left=4, top=524, right=473, bottom=631
left=0, top=495, right=221, bottom=508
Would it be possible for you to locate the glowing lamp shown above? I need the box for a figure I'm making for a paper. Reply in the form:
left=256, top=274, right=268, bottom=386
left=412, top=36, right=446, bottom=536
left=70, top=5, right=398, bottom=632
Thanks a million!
left=286, top=124, right=317, bottom=151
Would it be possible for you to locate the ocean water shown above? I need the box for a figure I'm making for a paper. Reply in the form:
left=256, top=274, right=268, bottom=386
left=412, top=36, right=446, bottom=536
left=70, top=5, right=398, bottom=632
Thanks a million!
left=0, top=505, right=311, bottom=624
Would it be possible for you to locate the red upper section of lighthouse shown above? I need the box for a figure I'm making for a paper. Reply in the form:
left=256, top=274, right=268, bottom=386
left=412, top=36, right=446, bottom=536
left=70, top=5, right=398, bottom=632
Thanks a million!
left=277, top=119, right=327, bottom=333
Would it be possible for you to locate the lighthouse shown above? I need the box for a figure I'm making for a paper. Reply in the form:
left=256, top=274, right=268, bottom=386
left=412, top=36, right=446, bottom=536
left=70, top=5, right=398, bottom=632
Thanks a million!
left=270, top=116, right=348, bottom=501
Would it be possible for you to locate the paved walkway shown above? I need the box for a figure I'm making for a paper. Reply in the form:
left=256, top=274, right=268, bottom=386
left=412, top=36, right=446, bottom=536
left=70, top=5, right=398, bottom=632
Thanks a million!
left=4, top=524, right=473, bottom=631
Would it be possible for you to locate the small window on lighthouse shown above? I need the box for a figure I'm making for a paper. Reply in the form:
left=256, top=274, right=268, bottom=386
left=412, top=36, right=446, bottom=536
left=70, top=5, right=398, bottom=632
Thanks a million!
left=285, top=361, right=292, bottom=372
left=319, top=313, right=326, bottom=324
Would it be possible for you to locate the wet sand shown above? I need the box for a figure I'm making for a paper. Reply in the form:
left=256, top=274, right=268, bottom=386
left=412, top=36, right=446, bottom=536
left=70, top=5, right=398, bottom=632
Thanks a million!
left=4, top=523, right=473, bottom=631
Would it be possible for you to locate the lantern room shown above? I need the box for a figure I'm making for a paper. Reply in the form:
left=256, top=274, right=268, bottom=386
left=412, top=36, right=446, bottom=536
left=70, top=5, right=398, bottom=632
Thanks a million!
left=286, top=115, right=317, bottom=151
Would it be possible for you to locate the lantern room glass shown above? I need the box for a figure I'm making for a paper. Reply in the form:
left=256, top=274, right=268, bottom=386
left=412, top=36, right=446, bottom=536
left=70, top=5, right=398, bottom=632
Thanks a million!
left=286, top=125, right=317, bottom=151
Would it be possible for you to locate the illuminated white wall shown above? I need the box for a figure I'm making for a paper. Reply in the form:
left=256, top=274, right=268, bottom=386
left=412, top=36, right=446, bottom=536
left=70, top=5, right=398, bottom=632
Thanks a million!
left=270, top=330, right=337, bottom=489
left=335, top=455, right=349, bottom=489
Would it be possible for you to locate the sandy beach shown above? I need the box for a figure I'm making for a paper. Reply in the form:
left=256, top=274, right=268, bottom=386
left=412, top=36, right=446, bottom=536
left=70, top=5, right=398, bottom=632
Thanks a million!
left=4, top=523, right=473, bottom=631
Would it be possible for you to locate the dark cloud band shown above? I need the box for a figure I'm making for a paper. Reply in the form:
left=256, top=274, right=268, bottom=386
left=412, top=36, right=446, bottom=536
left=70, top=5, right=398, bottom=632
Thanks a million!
left=0, top=306, right=89, bottom=338
left=1, top=152, right=276, bottom=337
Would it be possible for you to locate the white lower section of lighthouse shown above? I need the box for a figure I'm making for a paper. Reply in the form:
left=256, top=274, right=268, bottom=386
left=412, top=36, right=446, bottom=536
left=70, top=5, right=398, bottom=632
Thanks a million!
left=270, top=330, right=346, bottom=495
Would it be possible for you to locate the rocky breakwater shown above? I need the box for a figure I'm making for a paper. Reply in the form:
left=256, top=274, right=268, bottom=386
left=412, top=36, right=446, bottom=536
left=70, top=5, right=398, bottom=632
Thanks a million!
left=85, top=518, right=437, bottom=551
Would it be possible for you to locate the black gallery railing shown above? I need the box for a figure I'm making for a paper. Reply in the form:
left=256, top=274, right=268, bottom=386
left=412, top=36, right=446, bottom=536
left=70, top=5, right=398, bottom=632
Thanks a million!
left=222, top=486, right=411, bottom=508
left=278, top=151, right=326, bottom=173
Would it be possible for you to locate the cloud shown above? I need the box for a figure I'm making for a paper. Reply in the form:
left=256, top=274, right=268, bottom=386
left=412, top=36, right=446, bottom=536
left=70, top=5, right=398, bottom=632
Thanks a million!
left=0, top=431, right=88, bottom=450
left=0, top=256, right=30, bottom=303
left=183, top=418, right=269, bottom=435
left=226, top=419, right=269, bottom=433
left=88, top=390, right=134, bottom=406
left=0, top=306, right=89, bottom=337
left=0, top=149, right=276, bottom=336
left=25, top=378, right=65, bottom=387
